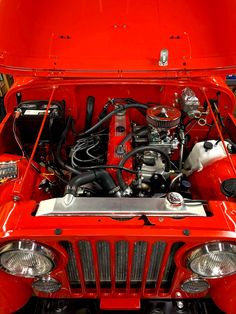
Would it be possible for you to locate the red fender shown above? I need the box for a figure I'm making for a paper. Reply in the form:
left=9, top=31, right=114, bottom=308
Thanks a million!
left=210, top=276, right=236, bottom=314
left=0, top=272, right=32, bottom=314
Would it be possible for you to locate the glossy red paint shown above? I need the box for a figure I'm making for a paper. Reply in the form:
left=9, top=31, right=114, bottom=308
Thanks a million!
left=4, top=76, right=235, bottom=127
left=0, top=154, right=51, bottom=204
left=0, top=77, right=235, bottom=311
left=0, top=271, right=32, bottom=314
left=107, top=110, right=134, bottom=184
left=0, top=197, right=235, bottom=304
left=0, top=2, right=235, bottom=312
left=190, top=155, right=236, bottom=201
left=0, top=0, right=236, bottom=78
left=210, top=277, right=236, bottom=314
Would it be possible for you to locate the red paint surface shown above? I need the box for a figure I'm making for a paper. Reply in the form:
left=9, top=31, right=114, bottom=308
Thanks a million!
left=210, top=276, right=236, bottom=314
left=0, top=1, right=236, bottom=77
left=0, top=2, right=235, bottom=307
left=0, top=77, right=234, bottom=311
left=107, top=111, right=134, bottom=184
left=189, top=155, right=236, bottom=201
left=0, top=272, right=32, bottom=313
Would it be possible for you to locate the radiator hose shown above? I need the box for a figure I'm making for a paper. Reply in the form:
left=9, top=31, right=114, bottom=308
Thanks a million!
left=65, top=169, right=120, bottom=197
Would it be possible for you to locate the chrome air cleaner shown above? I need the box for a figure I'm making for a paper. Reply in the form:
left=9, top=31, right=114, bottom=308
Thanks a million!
left=146, top=106, right=181, bottom=130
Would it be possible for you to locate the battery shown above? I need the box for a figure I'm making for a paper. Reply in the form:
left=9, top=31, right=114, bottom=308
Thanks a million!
left=16, top=100, right=65, bottom=144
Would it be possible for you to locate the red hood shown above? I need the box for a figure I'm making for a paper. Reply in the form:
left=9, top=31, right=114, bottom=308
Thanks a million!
left=0, top=0, right=236, bottom=78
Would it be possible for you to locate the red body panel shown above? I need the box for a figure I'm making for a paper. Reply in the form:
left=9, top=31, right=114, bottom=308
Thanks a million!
left=0, top=196, right=236, bottom=309
left=0, top=0, right=236, bottom=77
left=0, top=0, right=236, bottom=308
left=0, top=272, right=32, bottom=314
left=0, top=77, right=235, bottom=312
left=211, top=277, right=236, bottom=314
left=190, top=155, right=236, bottom=201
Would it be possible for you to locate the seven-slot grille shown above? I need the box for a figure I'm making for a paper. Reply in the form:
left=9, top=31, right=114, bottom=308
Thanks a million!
left=61, top=240, right=183, bottom=294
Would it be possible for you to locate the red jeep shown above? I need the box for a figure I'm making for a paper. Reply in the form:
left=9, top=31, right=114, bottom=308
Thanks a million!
left=0, top=1, right=235, bottom=313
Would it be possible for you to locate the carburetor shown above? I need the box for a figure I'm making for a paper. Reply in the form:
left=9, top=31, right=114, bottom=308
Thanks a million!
left=146, top=105, right=181, bottom=154
left=133, top=105, right=181, bottom=190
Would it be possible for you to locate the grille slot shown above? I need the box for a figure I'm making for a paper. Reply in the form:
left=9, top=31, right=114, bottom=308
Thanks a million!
left=115, top=241, right=128, bottom=288
left=97, top=241, right=111, bottom=288
left=62, top=240, right=183, bottom=292
left=131, top=241, right=148, bottom=288
left=161, top=242, right=185, bottom=290
left=78, top=240, right=96, bottom=288
left=146, top=241, right=166, bottom=288
left=60, top=241, right=80, bottom=288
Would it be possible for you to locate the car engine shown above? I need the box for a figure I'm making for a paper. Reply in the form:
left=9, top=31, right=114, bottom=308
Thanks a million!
left=0, top=83, right=236, bottom=313
left=5, top=86, right=235, bottom=207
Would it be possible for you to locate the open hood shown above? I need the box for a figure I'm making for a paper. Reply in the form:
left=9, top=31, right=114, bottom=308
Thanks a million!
left=0, top=0, right=236, bottom=78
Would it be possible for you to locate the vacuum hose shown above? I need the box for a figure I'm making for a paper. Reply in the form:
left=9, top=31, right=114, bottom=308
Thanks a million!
left=78, top=103, right=148, bottom=138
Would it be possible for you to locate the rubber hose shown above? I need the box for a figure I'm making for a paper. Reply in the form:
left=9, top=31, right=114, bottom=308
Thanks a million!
left=85, top=96, right=95, bottom=130
left=119, top=126, right=148, bottom=147
left=78, top=103, right=148, bottom=138
left=117, top=145, right=171, bottom=190
left=66, top=169, right=118, bottom=196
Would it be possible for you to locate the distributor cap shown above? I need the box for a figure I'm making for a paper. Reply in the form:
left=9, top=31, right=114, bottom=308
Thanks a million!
left=147, top=106, right=181, bottom=129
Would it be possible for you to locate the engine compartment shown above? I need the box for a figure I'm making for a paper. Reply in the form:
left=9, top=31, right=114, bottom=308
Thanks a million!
left=1, top=81, right=236, bottom=209
left=1, top=80, right=236, bottom=313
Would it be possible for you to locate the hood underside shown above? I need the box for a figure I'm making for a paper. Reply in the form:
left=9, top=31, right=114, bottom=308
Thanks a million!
left=0, top=0, right=236, bottom=78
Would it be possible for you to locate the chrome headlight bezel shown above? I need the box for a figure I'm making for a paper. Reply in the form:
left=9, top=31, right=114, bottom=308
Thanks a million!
left=187, top=241, right=236, bottom=279
left=0, top=240, right=56, bottom=278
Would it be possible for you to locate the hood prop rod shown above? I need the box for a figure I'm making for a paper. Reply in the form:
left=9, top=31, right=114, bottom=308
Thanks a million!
left=203, top=88, right=236, bottom=177
left=13, top=86, right=57, bottom=198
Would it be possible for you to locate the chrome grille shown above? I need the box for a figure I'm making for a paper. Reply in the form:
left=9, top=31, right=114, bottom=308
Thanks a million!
left=131, top=241, right=147, bottom=287
left=147, top=241, right=166, bottom=288
left=62, top=240, right=182, bottom=292
left=115, top=241, right=128, bottom=287
left=97, top=241, right=111, bottom=287
left=78, top=240, right=95, bottom=286
left=61, top=241, right=80, bottom=288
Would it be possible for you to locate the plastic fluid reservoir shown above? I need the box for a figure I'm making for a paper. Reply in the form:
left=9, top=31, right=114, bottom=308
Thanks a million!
left=184, top=140, right=227, bottom=174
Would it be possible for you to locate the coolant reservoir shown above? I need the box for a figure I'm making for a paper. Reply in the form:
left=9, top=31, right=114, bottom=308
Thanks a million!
left=184, top=140, right=227, bottom=174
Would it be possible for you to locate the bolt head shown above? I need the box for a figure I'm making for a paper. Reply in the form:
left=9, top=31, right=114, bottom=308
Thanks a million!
left=176, top=292, right=182, bottom=298
left=13, top=196, right=20, bottom=202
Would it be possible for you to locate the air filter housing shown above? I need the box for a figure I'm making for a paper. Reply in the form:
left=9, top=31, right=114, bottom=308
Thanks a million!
left=146, top=106, right=181, bottom=130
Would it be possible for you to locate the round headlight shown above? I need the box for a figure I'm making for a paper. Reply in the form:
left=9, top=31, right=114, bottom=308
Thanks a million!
left=187, top=242, right=236, bottom=278
left=0, top=241, right=56, bottom=278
